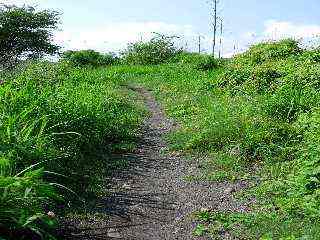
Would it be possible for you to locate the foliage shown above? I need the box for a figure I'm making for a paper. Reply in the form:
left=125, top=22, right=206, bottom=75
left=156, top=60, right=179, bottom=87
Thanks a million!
left=122, top=34, right=181, bottom=65
left=235, top=38, right=301, bottom=65
left=62, top=50, right=119, bottom=67
left=0, top=165, right=58, bottom=240
left=0, top=5, right=60, bottom=68
left=171, top=52, right=207, bottom=64
left=0, top=61, right=141, bottom=239
left=103, top=38, right=320, bottom=238
left=3, top=36, right=320, bottom=239
left=195, top=56, right=223, bottom=71
left=171, top=52, right=224, bottom=71
left=194, top=210, right=320, bottom=239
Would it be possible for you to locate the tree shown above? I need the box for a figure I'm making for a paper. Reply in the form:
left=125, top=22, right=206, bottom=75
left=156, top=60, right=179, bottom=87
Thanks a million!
left=0, top=4, right=60, bottom=68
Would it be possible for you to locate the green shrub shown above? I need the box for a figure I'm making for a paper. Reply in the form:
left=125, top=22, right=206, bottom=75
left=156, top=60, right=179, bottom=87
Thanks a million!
left=0, top=163, right=58, bottom=240
left=299, top=49, right=320, bottom=63
left=62, top=50, right=119, bottom=67
left=218, top=40, right=300, bottom=90
left=171, top=52, right=207, bottom=64
left=218, top=63, right=253, bottom=89
left=196, top=56, right=223, bottom=71
left=122, top=34, right=181, bottom=65
left=264, top=63, right=320, bottom=121
left=241, top=62, right=282, bottom=93
left=218, top=40, right=318, bottom=96
left=296, top=111, right=320, bottom=195
left=236, top=38, right=301, bottom=65
left=171, top=52, right=224, bottom=71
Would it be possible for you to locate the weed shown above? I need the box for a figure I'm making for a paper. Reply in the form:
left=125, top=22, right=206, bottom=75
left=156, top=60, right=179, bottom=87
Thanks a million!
left=0, top=61, right=142, bottom=239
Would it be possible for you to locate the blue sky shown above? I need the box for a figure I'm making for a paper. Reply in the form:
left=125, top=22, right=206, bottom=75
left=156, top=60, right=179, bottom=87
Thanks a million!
left=6, top=0, right=320, bottom=56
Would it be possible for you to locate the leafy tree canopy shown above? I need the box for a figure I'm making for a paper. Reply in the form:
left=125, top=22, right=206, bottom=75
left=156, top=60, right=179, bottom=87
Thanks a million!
left=0, top=4, right=61, bottom=67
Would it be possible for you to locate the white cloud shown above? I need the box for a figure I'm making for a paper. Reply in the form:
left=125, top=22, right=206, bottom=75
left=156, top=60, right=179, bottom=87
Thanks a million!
left=54, top=21, right=197, bottom=53
left=1, top=0, right=41, bottom=6
left=224, top=21, right=320, bottom=57
left=2, top=2, right=320, bottom=57
left=263, top=20, right=320, bottom=39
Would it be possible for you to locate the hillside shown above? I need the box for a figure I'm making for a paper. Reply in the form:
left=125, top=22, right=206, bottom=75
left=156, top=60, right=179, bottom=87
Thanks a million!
left=2, top=38, right=320, bottom=239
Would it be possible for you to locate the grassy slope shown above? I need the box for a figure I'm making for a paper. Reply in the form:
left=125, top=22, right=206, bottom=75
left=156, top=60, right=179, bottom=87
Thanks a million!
left=104, top=42, right=320, bottom=239
left=0, top=62, right=143, bottom=239
left=3, top=39, right=320, bottom=239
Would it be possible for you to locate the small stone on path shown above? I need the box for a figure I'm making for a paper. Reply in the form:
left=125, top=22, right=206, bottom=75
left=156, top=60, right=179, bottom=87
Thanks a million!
left=224, top=187, right=236, bottom=194
left=107, top=228, right=121, bottom=238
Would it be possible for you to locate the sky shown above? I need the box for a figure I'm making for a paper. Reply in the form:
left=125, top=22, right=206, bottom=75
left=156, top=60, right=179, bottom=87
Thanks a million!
left=3, top=0, right=320, bottom=56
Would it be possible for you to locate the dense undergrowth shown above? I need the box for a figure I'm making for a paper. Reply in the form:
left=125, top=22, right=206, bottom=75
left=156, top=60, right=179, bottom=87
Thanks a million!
left=103, top=39, right=320, bottom=239
left=62, top=50, right=119, bottom=67
left=3, top=37, right=320, bottom=239
left=0, top=62, right=142, bottom=239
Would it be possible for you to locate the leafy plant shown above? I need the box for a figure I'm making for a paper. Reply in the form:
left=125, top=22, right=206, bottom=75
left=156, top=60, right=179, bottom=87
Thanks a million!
left=62, top=50, right=119, bottom=67
left=0, top=164, right=58, bottom=240
left=0, top=61, right=142, bottom=239
left=122, top=33, right=181, bottom=65
left=237, top=38, right=301, bottom=65
left=196, top=55, right=222, bottom=71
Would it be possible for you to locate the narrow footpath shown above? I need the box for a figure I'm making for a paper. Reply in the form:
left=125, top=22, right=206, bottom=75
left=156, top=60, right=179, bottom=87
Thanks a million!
left=65, top=86, right=249, bottom=240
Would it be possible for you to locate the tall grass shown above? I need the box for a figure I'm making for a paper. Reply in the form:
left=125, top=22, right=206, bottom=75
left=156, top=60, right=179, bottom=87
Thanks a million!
left=0, top=61, right=141, bottom=239
left=103, top=39, right=320, bottom=238
left=3, top=38, right=320, bottom=239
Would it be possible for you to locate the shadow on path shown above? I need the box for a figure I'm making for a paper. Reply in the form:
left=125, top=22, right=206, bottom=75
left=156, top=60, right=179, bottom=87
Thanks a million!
left=62, top=86, right=250, bottom=240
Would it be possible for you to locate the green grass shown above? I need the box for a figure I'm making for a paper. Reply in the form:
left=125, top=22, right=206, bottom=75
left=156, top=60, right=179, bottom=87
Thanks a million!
left=194, top=210, right=320, bottom=239
left=98, top=40, right=320, bottom=239
left=2, top=39, right=320, bottom=239
left=0, top=61, right=142, bottom=239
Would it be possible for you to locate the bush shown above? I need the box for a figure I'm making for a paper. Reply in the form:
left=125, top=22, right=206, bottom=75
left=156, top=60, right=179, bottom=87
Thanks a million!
left=122, top=34, right=181, bottom=65
left=218, top=39, right=309, bottom=94
left=171, top=52, right=205, bottom=64
left=170, top=52, right=224, bottom=71
left=299, top=49, right=320, bottom=63
left=236, top=38, right=301, bottom=65
left=0, top=165, right=58, bottom=240
left=62, top=50, right=119, bottom=67
left=265, top=64, right=320, bottom=121
left=171, top=52, right=206, bottom=64
left=196, top=56, right=223, bottom=71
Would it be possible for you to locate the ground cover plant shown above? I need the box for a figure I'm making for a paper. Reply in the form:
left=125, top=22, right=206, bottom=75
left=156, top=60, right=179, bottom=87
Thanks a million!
left=3, top=8, right=320, bottom=238
left=100, top=39, right=320, bottom=239
left=0, top=61, right=142, bottom=239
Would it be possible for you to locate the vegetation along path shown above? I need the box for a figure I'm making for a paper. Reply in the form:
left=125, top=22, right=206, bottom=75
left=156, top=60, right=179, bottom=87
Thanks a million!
left=67, top=86, right=250, bottom=240
left=4, top=4, right=320, bottom=239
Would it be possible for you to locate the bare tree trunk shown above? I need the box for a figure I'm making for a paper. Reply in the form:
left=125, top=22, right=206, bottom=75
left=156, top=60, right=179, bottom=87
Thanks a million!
left=198, top=35, right=201, bottom=54
left=212, top=0, right=217, bottom=57
left=219, top=19, right=223, bottom=59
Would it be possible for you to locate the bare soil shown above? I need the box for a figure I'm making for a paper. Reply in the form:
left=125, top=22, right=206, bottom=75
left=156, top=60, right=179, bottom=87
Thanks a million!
left=62, top=86, right=250, bottom=240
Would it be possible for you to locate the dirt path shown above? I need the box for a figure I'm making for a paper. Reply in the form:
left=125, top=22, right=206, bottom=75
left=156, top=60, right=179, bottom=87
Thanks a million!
left=64, top=86, right=249, bottom=240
